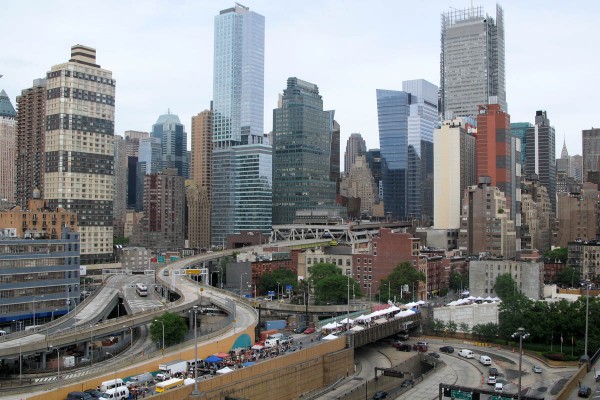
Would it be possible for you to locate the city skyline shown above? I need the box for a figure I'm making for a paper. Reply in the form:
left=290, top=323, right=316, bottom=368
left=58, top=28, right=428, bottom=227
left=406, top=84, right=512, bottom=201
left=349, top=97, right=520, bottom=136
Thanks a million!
left=2, top=1, right=598, bottom=161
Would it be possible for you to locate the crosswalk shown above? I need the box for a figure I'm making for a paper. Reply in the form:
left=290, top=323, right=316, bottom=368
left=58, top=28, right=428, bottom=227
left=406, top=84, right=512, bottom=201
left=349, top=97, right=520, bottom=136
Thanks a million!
left=127, top=299, right=163, bottom=311
left=34, top=369, right=92, bottom=383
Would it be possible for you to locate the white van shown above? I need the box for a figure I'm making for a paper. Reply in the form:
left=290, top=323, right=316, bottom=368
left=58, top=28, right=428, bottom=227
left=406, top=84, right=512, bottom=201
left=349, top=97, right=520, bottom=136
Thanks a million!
left=264, top=338, right=280, bottom=348
left=100, top=386, right=129, bottom=400
left=458, top=349, right=474, bottom=358
left=479, top=355, right=491, bottom=365
left=267, top=333, right=284, bottom=341
left=100, top=378, right=125, bottom=392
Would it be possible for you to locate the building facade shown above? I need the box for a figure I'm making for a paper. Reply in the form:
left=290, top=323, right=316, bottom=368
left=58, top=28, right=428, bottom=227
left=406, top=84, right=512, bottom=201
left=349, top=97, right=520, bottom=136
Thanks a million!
left=0, top=228, right=80, bottom=328
left=113, top=135, right=128, bottom=237
left=510, top=122, right=532, bottom=174
left=189, top=107, right=213, bottom=249
left=44, top=45, right=115, bottom=264
left=339, top=155, right=378, bottom=216
left=212, top=4, right=270, bottom=246
left=0, top=90, right=16, bottom=206
left=582, top=128, right=600, bottom=177
left=152, top=112, right=188, bottom=178
left=376, top=79, right=438, bottom=222
left=140, top=169, right=185, bottom=250
left=15, top=79, right=47, bottom=209
left=344, top=133, right=367, bottom=173
left=476, top=103, right=520, bottom=221
left=440, top=4, right=506, bottom=118
left=0, top=197, right=78, bottom=239
left=433, top=118, right=476, bottom=229
left=272, top=78, right=337, bottom=225
left=555, top=183, right=599, bottom=248
left=520, top=177, right=552, bottom=253
left=458, top=179, right=516, bottom=258
left=525, top=111, right=556, bottom=215
left=567, top=240, right=600, bottom=281
left=469, top=259, right=543, bottom=300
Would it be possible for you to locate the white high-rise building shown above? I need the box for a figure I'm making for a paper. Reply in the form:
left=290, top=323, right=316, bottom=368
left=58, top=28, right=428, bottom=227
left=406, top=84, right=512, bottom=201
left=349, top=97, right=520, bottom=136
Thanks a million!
left=433, top=118, right=476, bottom=229
left=44, top=45, right=115, bottom=263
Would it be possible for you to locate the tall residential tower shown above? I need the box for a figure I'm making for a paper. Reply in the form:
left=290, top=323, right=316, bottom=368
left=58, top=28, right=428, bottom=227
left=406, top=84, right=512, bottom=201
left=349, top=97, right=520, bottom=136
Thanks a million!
left=44, top=45, right=115, bottom=263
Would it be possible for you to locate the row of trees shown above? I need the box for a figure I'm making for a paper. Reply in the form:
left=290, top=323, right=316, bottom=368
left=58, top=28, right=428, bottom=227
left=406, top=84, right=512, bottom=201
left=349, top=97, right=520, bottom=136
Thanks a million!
left=431, top=273, right=599, bottom=358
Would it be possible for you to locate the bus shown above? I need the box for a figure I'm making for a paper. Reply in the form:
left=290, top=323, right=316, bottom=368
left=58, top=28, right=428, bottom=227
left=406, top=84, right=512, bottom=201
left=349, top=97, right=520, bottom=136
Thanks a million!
left=135, top=283, right=148, bottom=297
left=155, top=378, right=184, bottom=393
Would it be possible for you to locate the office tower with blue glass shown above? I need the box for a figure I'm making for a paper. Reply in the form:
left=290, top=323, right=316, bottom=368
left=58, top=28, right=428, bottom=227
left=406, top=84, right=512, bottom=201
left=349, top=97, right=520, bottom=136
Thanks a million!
left=152, top=112, right=188, bottom=178
left=376, top=79, right=438, bottom=222
left=212, top=4, right=271, bottom=246
left=272, top=78, right=337, bottom=225
left=441, top=4, right=506, bottom=119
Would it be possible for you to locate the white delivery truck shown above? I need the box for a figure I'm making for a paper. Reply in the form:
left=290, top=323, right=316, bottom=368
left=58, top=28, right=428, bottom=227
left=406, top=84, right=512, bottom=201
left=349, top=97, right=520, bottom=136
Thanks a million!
left=158, top=360, right=187, bottom=377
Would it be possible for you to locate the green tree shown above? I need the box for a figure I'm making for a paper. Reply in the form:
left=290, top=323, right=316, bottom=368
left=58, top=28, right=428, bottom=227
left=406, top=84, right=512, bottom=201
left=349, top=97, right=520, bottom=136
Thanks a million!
left=383, top=261, right=426, bottom=303
left=431, top=319, right=446, bottom=335
left=113, top=237, right=129, bottom=245
left=449, top=271, right=468, bottom=292
left=459, top=322, right=470, bottom=334
left=258, top=269, right=297, bottom=297
left=150, top=312, right=187, bottom=348
left=446, top=321, right=458, bottom=337
left=493, top=273, right=520, bottom=301
left=472, top=323, right=499, bottom=341
left=545, top=247, right=568, bottom=263
left=314, top=274, right=361, bottom=304
left=554, top=266, right=580, bottom=287
left=308, top=263, right=341, bottom=285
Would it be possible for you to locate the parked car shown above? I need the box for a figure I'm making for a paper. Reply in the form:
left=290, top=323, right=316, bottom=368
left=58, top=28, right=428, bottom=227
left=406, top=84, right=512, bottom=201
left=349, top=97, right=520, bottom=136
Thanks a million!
left=400, top=379, right=414, bottom=388
left=372, top=391, right=388, bottom=400
left=413, top=344, right=428, bottom=352
left=440, top=346, right=454, bottom=353
left=489, top=367, right=498, bottom=377
left=303, top=327, right=316, bottom=334
left=532, top=365, right=542, bottom=374
left=396, top=331, right=410, bottom=340
left=294, top=326, right=308, bottom=334
left=84, top=389, right=103, bottom=399
left=396, top=344, right=412, bottom=352
left=416, top=341, right=428, bottom=347
left=578, top=386, right=592, bottom=398
left=391, top=340, right=404, bottom=349
left=428, top=352, right=440, bottom=358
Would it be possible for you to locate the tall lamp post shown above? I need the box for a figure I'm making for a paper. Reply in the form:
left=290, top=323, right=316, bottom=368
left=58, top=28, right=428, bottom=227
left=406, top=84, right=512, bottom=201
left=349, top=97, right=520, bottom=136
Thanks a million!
left=512, top=327, right=529, bottom=400
left=191, top=305, right=200, bottom=396
left=346, top=272, right=351, bottom=331
left=582, top=279, right=591, bottom=368
left=154, top=320, right=165, bottom=354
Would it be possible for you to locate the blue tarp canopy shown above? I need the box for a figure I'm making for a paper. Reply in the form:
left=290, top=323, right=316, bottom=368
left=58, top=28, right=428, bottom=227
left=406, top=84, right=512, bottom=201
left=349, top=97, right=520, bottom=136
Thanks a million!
left=242, top=361, right=255, bottom=367
left=205, top=355, right=222, bottom=363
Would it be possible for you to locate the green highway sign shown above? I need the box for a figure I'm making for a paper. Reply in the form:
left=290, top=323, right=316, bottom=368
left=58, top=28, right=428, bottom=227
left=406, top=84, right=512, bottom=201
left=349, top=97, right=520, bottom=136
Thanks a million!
left=490, top=396, right=513, bottom=400
left=451, top=390, right=473, bottom=399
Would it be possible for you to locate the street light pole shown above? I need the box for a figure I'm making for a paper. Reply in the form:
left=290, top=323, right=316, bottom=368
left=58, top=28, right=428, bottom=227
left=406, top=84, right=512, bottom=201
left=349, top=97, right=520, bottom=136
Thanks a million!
left=18, top=341, right=22, bottom=384
left=512, top=327, right=529, bottom=400
left=346, top=272, right=350, bottom=331
left=154, top=320, right=165, bottom=354
left=192, top=305, right=200, bottom=396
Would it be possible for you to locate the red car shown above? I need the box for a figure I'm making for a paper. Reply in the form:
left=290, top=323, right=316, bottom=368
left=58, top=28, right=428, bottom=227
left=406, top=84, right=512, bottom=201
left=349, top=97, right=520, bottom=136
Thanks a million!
left=303, top=327, right=316, bottom=334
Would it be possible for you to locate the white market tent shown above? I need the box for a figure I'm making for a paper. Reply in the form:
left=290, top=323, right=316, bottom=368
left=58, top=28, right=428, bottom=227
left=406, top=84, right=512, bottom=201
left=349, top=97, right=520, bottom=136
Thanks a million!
left=323, top=334, right=339, bottom=340
left=216, top=367, right=234, bottom=374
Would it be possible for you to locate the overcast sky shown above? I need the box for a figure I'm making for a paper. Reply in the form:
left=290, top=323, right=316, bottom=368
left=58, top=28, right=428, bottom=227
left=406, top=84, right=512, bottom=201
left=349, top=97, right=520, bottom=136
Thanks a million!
left=2, top=1, right=599, bottom=164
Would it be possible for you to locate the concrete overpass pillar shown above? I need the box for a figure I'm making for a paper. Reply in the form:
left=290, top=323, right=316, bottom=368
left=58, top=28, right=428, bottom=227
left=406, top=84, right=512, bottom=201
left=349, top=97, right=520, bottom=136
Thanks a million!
left=41, top=351, right=47, bottom=369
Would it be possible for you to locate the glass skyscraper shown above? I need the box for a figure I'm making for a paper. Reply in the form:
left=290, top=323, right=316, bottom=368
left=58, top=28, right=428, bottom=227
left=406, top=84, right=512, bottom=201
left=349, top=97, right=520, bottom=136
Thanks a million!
left=440, top=4, right=506, bottom=119
left=272, top=78, right=337, bottom=225
left=151, top=112, right=188, bottom=178
left=376, top=79, right=438, bottom=221
left=212, top=4, right=271, bottom=246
